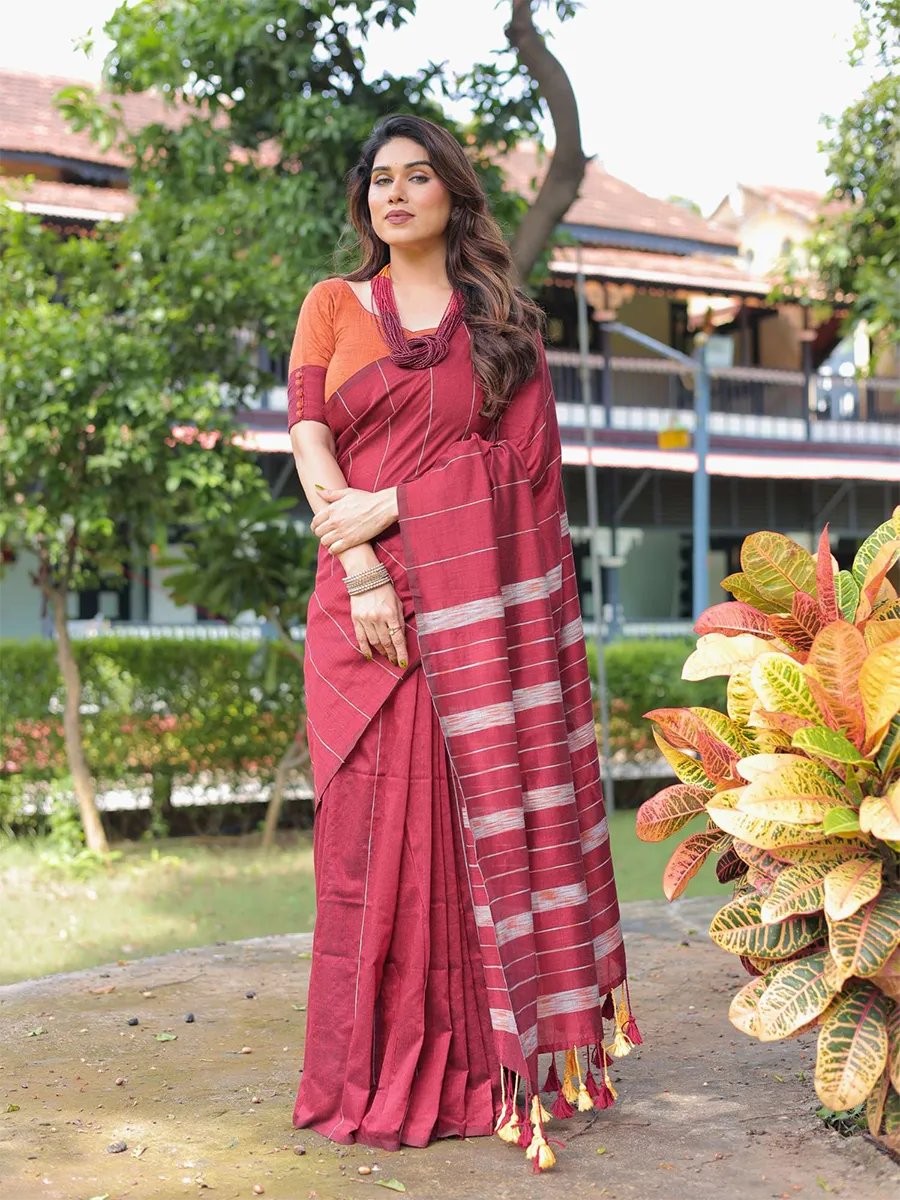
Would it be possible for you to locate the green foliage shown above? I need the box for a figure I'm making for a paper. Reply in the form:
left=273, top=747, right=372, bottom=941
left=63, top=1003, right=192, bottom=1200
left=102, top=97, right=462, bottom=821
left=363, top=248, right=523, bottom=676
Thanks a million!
left=0, top=200, right=268, bottom=594
left=0, top=637, right=305, bottom=799
left=805, top=0, right=899, bottom=343
left=637, top=514, right=900, bottom=1150
left=57, top=0, right=560, bottom=397
left=587, top=639, right=727, bottom=754
left=159, top=495, right=319, bottom=643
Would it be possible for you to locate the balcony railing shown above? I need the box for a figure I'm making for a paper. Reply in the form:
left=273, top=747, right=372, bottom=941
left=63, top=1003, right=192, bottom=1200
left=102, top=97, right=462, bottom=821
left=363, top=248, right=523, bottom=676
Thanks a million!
left=546, top=351, right=900, bottom=446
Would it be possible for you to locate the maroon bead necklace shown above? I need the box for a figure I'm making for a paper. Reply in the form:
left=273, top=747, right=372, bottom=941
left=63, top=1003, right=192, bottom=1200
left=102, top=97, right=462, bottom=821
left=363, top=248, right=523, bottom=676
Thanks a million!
left=370, top=266, right=464, bottom=370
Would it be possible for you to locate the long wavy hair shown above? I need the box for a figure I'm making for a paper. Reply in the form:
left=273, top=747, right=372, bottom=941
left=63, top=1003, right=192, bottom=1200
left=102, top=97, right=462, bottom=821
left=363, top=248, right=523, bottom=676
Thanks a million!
left=344, top=114, right=544, bottom=421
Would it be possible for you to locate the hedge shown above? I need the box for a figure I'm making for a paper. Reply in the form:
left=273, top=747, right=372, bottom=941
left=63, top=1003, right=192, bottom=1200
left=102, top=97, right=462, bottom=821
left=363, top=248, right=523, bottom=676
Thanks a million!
left=1, top=634, right=717, bottom=815
left=1, top=637, right=304, bottom=789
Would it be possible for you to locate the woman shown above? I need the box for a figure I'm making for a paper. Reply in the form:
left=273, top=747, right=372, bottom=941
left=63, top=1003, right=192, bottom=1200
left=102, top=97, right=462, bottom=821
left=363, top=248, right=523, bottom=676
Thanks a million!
left=288, top=115, right=636, bottom=1169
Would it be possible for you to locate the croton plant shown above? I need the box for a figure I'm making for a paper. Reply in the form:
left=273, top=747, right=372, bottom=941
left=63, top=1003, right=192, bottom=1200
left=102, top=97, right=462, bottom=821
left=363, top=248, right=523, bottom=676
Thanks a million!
left=637, top=509, right=900, bottom=1151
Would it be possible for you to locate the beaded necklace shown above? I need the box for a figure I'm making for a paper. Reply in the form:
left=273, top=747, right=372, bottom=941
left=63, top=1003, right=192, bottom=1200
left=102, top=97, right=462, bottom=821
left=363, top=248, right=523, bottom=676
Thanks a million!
left=369, top=264, right=464, bottom=369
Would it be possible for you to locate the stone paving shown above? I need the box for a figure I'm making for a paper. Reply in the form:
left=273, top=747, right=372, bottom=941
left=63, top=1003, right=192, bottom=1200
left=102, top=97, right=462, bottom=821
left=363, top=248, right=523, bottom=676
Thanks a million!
left=2, top=897, right=898, bottom=1200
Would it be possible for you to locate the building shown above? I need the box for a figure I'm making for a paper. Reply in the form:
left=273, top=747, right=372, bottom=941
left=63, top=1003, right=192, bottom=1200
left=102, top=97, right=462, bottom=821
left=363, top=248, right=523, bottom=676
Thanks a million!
left=2, top=69, right=898, bottom=640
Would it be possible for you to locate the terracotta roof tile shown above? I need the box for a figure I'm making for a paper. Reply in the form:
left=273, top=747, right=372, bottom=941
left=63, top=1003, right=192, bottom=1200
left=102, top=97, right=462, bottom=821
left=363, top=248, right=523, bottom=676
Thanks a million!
left=501, top=144, right=738, bottom=249
left=0, top=68, right=184, bottom=166
left=549, top=245, right=769, bottom=296
left=1, top=177, right=136, bottom=219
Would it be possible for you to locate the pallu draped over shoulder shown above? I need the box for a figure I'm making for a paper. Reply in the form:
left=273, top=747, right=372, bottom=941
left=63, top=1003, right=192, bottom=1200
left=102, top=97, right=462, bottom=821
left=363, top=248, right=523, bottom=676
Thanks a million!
left=287, top=276, right=638, bottom=1163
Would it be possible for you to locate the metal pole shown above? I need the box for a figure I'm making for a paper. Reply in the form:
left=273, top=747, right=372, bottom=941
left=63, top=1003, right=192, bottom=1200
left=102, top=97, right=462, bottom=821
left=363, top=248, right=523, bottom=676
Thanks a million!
left=575, top=249, right=615, bottom=813
left=692, top=338, right=710, bottom=623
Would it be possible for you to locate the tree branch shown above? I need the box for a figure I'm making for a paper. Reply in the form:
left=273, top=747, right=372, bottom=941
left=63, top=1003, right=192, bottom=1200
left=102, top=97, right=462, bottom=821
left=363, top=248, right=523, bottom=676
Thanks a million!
left=505, top=0, right=590, bottom=282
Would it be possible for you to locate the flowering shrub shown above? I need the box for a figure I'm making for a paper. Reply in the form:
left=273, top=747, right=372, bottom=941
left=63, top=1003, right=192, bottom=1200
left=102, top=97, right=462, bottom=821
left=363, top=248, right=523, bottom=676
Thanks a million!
left=0, top=637, right=303, bottom=790
left=637, top=512, right=900, bottom=1151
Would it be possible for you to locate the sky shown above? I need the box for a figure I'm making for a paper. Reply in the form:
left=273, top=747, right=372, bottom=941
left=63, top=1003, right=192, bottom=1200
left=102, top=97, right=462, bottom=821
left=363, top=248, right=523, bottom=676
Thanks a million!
left=1, top=0, right=872, bottom=214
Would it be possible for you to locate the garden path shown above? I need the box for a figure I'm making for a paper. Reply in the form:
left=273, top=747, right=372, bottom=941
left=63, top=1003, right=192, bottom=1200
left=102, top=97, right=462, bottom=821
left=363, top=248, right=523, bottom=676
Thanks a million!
left=2, top=897, right=898, bottom=1200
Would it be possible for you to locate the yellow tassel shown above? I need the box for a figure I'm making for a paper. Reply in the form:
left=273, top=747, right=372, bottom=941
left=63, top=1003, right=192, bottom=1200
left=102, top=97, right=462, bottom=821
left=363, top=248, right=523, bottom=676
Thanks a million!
left=497, top=1071, right=521, bottom=1141
left=561, top=1072, right=578, bottom=1103
left=537, top=1141, right=557, bottom=1170
left=601, top=1053, right=619, bottom=1101
left=494, top=1065, right=509, bottom=1133
left=610, top=1026, right=632, bottom=1058
left=564, top=1047, right=578, bottom=1077
left=537, top=1097, right=553, bottom=1124
left=576, top=1083, right=595, bottom=1111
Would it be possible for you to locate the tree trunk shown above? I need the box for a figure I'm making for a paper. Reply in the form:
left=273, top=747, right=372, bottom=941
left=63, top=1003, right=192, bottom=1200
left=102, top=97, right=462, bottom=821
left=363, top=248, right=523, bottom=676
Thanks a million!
left=261, top=730, right=310, bottom=851
left=505, top=0, right=590, bottom=283
left=50, top=588, right=109, bottom=854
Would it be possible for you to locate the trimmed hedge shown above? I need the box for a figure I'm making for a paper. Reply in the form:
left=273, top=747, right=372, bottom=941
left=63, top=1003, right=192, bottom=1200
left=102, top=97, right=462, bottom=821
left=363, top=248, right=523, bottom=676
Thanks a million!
left=1, top=637, right=304, bottom=788
left=587, top=638, right=726, bottom=756
left=1, top=635, right=716, bottom=821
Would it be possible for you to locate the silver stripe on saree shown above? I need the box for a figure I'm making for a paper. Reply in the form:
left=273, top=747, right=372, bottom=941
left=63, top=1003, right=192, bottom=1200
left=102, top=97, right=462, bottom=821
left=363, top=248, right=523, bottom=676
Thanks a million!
left=593, top=925, right=624, bottom=958
left=523, top=783, right=576, bottom=812
left=580, top=817, right=610, bottom=853
left=443, top=701, right=516, bottom=737
left=532, top=881, right=588, bottom=912
left=495, top=911, right=535, bottom=946
left=417, top=594, right=504, bottom=636
left=512, top=681, right=563, bottom=712
left=567, top=719, right=597, bottom=753
left=536, top=983, right=602, bottom=1019
left=469, top=806, right=526, bottom=841
left=501, top=563, right=563, bottom=609
left=558, top=616, right=583, bottom=650
left=489, top=1007, right=518, bottom=1034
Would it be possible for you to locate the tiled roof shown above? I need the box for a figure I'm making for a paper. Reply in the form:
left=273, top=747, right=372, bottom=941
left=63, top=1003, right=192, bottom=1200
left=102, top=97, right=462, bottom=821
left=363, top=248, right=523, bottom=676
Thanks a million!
left=501, top=144, right=738, bottom=249
left=741, top=183, right=846, bottom=222
left=1, top=177, right=135, bottom=219
left=549, top=245, right=769, bottom=297
left=0, top=68, right=184, bottom=166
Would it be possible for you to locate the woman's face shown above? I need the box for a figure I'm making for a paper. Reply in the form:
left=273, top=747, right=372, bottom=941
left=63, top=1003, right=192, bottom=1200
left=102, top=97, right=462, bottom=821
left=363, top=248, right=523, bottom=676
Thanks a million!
left=367, top=137, right=452, bottom=250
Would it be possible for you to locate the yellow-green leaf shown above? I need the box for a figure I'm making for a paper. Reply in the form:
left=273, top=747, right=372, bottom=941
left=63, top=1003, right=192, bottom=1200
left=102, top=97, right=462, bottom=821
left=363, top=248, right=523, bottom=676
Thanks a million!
left=707, top=799, right=826, bottom=851
left=727, top=666, right=756, bottom=724
left=772, top=839, right=872, bottom=865
left=756, top=951, right=841, bottom=1042
left=741, top=532, right=817, bottom=607
left=752, top=653, right=825, bottom=723
left=828, top=889, right=900, bottom=981
left=815, top=982, right=890, bottom=1110
left=859, top=781, right=900, bottom=842
left=887, top=1007, right=900, bottom=1091
left=722, top=571, right=783, bottom=614
left=835, top=571, right=859, bottom=621
left=682, top=633, right=773, bottom=681
left=852, top=513, right=900, bottom=587
left=728, top=975, right=768, bottom=1037
left=867, top=1069, right=891, bottom=1137
left=635, top=784, right=709, bottom=842
left=876, top=717, right=900, bottom=777
left=761, top=862, right=832, bottom=923
left=823, top=856, right=883, bottom=921
left=693, top=707, right=755, bottom=757
left=822, top=808, right=861, bottom=836
left=709, top=893, right=826, bottom=959
left=859, top=641, right=900, bottom=755
left=791, top=726, right=873, bottom=767
left=737, top=753, right=809, bottom=783
left=738, top=759, right=850, bottom=826
left=652, top=731, right=714, bottom=790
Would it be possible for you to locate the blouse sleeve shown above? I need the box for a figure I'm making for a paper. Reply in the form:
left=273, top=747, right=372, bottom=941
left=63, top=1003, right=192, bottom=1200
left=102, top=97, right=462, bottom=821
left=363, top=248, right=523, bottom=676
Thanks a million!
left=287, top=281, right=336, bottom=431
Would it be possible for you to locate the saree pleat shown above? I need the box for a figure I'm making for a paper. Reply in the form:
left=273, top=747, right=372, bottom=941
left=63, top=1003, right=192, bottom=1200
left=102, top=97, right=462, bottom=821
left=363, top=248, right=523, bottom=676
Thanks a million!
left=293, top=664, right=499, bottom=1149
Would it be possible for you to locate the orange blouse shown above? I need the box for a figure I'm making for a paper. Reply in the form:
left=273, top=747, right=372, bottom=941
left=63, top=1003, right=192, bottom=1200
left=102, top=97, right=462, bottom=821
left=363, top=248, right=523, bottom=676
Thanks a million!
left=287, top=277, right=438, bottom=429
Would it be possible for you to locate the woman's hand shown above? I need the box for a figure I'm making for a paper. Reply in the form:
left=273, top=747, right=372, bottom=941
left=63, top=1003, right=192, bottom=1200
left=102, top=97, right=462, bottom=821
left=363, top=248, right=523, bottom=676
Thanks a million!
left=350, top=581, right=408, bottom=667
left=311, top=486, right=398, bottom=555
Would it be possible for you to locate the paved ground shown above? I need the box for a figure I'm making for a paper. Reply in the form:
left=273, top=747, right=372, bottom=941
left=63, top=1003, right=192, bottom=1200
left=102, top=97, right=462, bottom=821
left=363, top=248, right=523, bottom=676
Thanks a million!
left=1, top=896, right=897, bottom=1200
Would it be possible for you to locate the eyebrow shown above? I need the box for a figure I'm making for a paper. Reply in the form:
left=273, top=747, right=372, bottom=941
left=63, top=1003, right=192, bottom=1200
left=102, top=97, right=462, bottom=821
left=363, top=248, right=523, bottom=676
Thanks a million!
left=371, top=160, right=433, bottom=173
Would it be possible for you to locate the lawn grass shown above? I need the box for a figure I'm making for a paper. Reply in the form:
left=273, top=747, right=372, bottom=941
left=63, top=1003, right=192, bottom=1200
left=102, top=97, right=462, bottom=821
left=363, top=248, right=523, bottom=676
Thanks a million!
left=0, top=812, right=721, bottom=983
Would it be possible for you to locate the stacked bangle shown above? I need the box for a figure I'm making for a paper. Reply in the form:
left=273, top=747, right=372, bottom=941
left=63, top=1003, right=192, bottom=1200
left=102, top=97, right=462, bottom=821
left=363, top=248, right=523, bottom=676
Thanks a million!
left=343, top=563, right=391, bottom=595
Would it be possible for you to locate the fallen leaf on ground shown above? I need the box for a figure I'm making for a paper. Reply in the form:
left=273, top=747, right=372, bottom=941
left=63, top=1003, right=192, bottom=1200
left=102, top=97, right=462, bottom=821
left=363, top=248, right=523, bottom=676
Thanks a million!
left=375, top=1182, right=407, bottom=1193
left=155, top=1032, right=177, bottom=1042
left=26, top=1027, right=45, bottom=1037
left=816, top=1180, right=834, bottom=1194
left=90, top=985, right=116, bottom=995
left=132, top=1146, right=146, bottom=1158
left=291, top=1004, right=306, bottom=1011
left=596, top=1146, right=607, bottom=1154
left=6, top=1104, right=20, bottom=1113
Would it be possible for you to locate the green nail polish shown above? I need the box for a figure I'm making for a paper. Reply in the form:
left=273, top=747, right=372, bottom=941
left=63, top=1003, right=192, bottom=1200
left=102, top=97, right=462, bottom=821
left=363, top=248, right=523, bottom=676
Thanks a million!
left=399, top=660, right=407, bottom=668
left=314, top=483, right=324, bottom=490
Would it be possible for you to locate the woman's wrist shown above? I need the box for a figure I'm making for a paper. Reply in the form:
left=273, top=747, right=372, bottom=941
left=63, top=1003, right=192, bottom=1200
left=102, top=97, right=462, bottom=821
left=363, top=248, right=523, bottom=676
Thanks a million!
left=378, top=487, right=399, bottom=526
left=338, top=544, right=379, bottom=574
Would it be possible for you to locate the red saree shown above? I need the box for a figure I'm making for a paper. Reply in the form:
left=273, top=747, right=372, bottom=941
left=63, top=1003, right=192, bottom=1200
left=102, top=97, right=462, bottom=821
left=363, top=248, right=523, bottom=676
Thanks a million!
left=288, top=276, right=632, bottom=1157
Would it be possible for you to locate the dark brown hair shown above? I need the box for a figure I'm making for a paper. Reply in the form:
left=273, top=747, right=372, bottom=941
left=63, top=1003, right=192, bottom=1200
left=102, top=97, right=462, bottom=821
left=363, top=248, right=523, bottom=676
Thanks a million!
left=344, top=114, right=544, bottom=421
